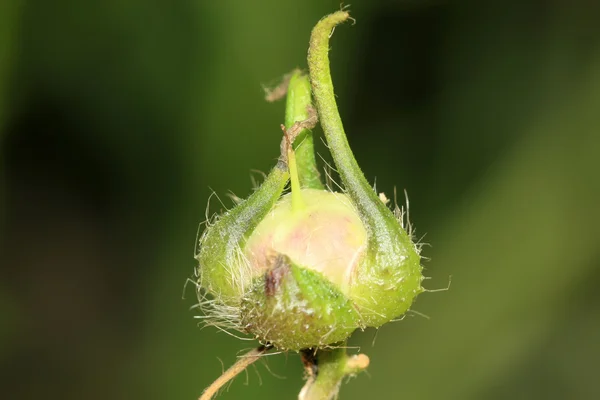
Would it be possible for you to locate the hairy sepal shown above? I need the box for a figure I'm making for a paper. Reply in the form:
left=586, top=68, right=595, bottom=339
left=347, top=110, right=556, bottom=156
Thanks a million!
left=307, top=11, right=424, bottom=327
left=241, top=254, right=360, bottom=351
left=196, top=163, right=289, bottom=305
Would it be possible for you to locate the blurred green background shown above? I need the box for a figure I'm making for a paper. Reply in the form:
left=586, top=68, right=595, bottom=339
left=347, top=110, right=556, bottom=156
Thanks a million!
left=1, top=0, right=600, bottom=399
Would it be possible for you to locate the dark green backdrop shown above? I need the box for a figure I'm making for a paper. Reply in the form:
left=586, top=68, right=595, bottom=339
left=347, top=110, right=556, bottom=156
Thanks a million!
left=1, top=1, right=599, bottom=399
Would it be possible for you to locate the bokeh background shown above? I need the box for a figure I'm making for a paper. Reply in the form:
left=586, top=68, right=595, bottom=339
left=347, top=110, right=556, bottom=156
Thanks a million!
left=1, top=1, right=600, bottom=399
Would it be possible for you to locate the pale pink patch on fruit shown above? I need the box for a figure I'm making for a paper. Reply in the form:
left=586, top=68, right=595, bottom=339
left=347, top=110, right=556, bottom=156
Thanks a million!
left=245, top=189, right=367, bottom=293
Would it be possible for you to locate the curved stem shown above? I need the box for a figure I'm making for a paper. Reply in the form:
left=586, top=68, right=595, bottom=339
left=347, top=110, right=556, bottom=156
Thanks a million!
left=199, top=346, right=271, bottom=400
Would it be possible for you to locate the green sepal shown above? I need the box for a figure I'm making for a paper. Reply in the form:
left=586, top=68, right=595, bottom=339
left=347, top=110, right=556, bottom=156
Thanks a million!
left=351, top=248, right=424, bottom=327
left=196, top=163, right=289, bottom=304
left=240, top=254, right=360, bottom=351
left=285, top=70, right=324, bottom=190
left=307, top=11, right=424, bottom=326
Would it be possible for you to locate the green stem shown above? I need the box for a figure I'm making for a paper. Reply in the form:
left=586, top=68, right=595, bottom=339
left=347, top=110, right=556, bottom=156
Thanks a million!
left=285, top=70, right=324, bottom=190
left=299, top=346, right=369, bottom=400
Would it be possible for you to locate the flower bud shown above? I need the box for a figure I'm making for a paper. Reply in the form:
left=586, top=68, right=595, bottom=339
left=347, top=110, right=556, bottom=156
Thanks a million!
left=195, top=13, right=424, bottom=351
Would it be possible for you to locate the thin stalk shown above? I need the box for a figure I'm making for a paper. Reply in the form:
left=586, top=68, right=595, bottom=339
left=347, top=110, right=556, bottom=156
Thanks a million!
left=199, top=346, right=271, bottom=400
